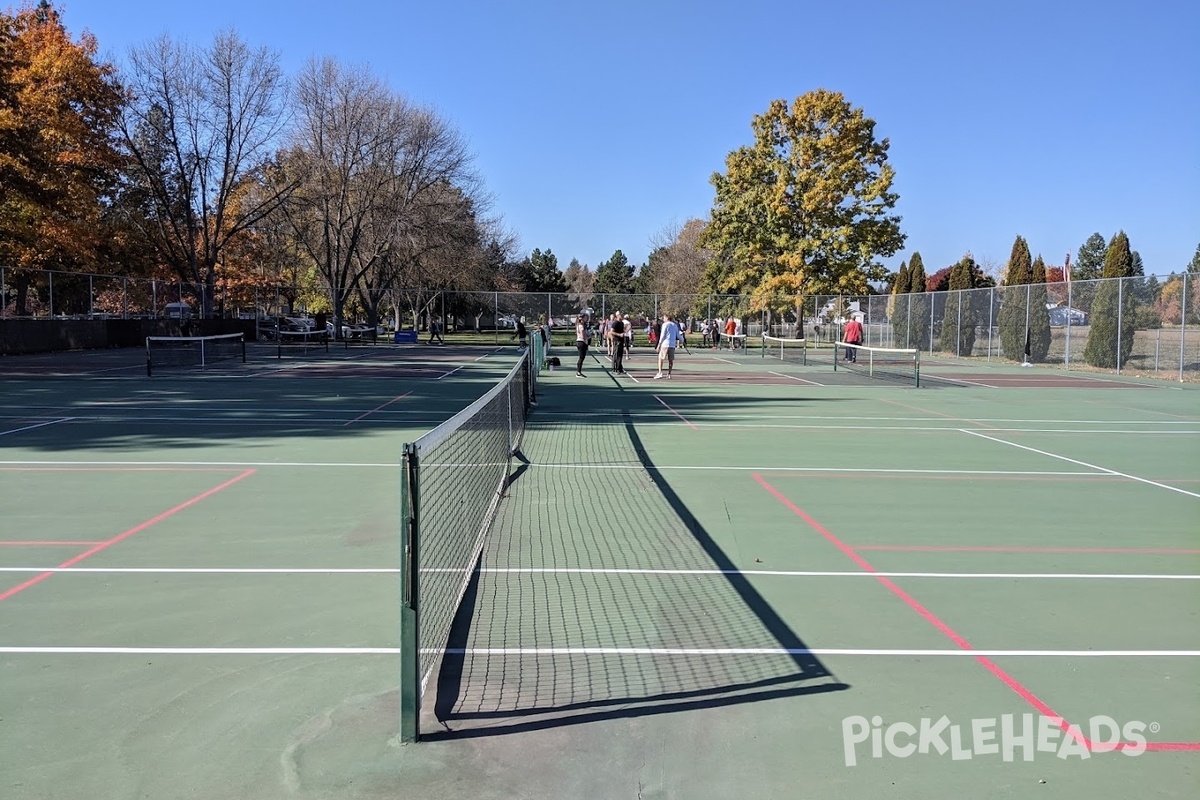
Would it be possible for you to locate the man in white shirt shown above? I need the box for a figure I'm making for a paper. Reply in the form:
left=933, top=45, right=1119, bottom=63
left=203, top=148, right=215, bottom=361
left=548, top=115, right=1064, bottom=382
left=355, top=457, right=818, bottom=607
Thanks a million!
left=654, top=313, right=682, bottom=379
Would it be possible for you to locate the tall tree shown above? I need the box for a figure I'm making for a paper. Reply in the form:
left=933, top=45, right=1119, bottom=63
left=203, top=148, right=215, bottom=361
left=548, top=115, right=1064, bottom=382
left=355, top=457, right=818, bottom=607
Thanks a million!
left=699, top=89, right=905, bottom=307
left=564, top=257, right=595, bottom=309
left=1074, top=233, right=1107, bottom=281
left=1084, top=231, right=1137, bottom=368
left=594, top=249, right=634, bottom=296
left=1187, top=243, right=1200, bottom=274
left=119, top=30, right=293, bottom=316
left=0, top=1, right=124, bottom=312
left=938, top=255, right=980, bottom=356
left=525, top=248, right=567, bottom=293
left=1027, top=254, right=1051, bottom=362
left=998, top=235, right=1034, bottom=361
left=907, top=252, right=929, bottom=350
left=888, top=259, right=910, bottom=346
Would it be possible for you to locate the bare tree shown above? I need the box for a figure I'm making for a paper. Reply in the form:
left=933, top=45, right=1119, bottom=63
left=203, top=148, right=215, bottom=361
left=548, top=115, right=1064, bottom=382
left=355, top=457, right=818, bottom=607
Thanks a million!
left=119, top=31, right=294, bottom=316
left=285, top=58, right=481, bottom=335
left=647, top=218, right=711, bottom=318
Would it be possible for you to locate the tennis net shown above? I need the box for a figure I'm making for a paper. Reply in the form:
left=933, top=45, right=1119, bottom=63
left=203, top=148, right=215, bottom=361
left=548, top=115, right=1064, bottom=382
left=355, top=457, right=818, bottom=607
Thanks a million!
left=145, top=332, right=245, bottom=376
left=761, top=335, right=808, bottom=365
left=276, top=328, right=329, bottom=357
left=834, top=342, right=921, bottom=387
left=717, top=332, right=748, bottom=353
left=399, top=348, right=538, bottom=741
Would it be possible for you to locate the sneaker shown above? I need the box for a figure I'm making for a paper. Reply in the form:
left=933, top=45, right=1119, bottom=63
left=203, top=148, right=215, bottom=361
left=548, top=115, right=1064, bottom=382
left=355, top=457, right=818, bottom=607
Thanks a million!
left=576, top=372, right=585, bottom=378
left=653, top=373, right=663, bottom=379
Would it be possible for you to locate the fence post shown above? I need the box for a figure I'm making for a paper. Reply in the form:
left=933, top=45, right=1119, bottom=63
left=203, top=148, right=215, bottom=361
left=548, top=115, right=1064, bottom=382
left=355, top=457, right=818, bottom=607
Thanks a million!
left=49, top=271, right=54, bottom=318
left=986, top=286, right=994, bottom=361
left=1116, top=278, right=1124, bottom=374
left=1180, top=273, right=1188, bottom=382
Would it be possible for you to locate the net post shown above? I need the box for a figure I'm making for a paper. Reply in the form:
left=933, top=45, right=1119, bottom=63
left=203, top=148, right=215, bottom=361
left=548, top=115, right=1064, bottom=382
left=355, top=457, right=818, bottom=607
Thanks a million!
left=833, top=341, right=839, bottom=371
left=240, top=334, right=246, bottom=364
left=914, top=349, right=921, bottom=388
left=399, top=443, right=421, bottom=743
left=145, top=337, right=152, bottom=377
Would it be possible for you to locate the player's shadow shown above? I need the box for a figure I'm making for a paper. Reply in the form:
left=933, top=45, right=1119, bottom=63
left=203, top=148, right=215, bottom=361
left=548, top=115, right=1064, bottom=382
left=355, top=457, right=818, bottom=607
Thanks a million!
left=425, top=410, right=850, bottom=740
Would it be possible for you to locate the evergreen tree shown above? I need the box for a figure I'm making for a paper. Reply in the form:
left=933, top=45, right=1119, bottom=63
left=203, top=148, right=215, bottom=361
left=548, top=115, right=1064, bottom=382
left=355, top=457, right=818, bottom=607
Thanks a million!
left=1084, top=231, right=1137, bottom=368
left=938, top=255, right=978, bottom=355
left=1187, top=243, right=1200, bottom=274
left=907, top=252, right=929, bottom=350
left=998, top=235, right=1033, bottom=361
left=1028, top=255, right=1051, bottom=362
left=890, top=260, right=910, bottom=346
left=1074, top=233, right=1107, bottom=280
left=526, top=248, right=567, bottom=293
left=594, top=249, right=634, bottom=296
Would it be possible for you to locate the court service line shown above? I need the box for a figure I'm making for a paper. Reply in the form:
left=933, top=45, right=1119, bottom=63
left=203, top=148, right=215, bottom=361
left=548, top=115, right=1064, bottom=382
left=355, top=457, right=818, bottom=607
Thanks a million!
left=1, top=647, right=1197, bottom=657
left=712, top=356, right=740, bottom=365
left=853, top=545, right=1200, bottom=555
left=6, top=567, right=1192, bottom=580
left=0, top=541, right=105, bottom=547
left=768, top=371, right=825, bottom=386
left=342, top=391, right=413, bottom=426
left=751, top=473, right=1161, bottom=754
left=961, top=429, right=1200, bottom=499
left=0, top=469, right=256, bottom=603
left=0, top=417, right=73, bottom=437
left=0, top=460, right=399, bottom=468
left=653, top=395, right=697, bottom=430
left=436, top=366, right=465, bottom=380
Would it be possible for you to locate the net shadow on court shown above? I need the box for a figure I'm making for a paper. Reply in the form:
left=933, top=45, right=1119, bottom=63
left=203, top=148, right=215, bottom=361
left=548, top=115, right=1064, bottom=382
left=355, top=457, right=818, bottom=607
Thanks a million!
left=426, top=410, right=849, bottom=740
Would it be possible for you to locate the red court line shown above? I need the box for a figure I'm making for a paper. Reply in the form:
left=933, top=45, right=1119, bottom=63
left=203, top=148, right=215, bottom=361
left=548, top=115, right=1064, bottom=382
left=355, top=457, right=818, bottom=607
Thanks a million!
left=343, top=391, right=412, bottom=426
left=0, top=469, right=256, bottom=602
left=853, top=544, right=1200, bottom=555
left=0, top=541, right=106, bottom=547
left=752, top=473, right=1199, bottom=753
left=652, top=395, right=697, bottom=430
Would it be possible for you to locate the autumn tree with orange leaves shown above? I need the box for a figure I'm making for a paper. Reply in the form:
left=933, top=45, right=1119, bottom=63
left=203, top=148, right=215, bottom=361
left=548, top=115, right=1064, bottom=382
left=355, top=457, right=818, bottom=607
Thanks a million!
left=0, top=1, right=125, bottom=314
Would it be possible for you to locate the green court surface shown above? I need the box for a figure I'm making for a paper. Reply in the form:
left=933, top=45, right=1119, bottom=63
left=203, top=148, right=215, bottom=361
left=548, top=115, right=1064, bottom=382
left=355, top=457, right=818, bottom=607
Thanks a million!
left=1, top=341, right=1197, bottom=799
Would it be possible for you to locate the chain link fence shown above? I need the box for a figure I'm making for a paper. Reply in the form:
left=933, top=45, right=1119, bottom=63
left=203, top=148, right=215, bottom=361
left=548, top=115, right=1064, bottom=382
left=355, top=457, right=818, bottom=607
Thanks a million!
left=2, top=267, right=1196, bottom=379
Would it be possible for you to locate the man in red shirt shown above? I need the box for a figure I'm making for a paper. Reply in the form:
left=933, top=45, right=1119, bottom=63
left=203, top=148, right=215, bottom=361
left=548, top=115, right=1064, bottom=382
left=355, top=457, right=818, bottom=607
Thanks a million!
left=843, top=315, right=863, bottom=362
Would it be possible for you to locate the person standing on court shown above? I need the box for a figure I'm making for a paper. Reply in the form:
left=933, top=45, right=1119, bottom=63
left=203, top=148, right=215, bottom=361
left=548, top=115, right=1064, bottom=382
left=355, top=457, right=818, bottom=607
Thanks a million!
left=574, top=315, right=590, bottom=377
left=610, top=312, right=627, bottom=374
left=843, top=314, right=863, bottom=362
left=654, top=312, right=682, bottom=380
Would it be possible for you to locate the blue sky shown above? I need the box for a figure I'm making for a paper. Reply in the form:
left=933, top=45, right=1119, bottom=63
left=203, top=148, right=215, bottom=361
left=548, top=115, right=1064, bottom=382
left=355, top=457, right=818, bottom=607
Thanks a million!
left=61, top=0, right=1200, bottom=278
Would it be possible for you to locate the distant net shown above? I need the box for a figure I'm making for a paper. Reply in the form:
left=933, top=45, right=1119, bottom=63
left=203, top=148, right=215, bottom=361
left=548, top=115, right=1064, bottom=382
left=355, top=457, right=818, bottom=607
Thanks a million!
left=761, top=335, right=808, bottom=366
left=716, top=332, right=747, bottom=353
left=399, top=348, right=539, bottom=740
left=276, top=328, right=329, bottom=358
left=145, top=333, right=244, bottom=376
left=834, top=342, right=920, bottom=387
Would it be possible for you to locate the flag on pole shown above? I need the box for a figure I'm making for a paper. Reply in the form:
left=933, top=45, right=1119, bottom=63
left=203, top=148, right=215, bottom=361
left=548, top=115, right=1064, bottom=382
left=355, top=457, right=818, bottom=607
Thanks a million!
left=1064, top=253, right=1072, bottom=289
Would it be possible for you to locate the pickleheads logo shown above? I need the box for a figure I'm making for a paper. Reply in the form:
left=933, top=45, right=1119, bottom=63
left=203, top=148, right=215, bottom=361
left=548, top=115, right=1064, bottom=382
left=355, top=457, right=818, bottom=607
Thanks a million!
left=841, top=714, right=1155, bottom=766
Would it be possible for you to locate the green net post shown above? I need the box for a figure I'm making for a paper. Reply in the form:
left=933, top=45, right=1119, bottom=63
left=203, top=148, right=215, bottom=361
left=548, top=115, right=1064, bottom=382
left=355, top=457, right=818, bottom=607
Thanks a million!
left=399, top=443, right=420, bottom=743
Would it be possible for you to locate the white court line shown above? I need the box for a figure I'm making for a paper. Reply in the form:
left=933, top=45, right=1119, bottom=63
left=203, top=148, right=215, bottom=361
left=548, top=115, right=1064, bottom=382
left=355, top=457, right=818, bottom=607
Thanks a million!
left=436, top=366, right=465, bottom=380
left=530, top=411, right=1197, bottom=425
left=961, top=429, right=1200, bottom=499
left=769, top=371, right=824, bottom=386
left=7, top=567, right=1192, bottom=580
left=922, top=373, right=995, bottom=388
left=0, top=418, right=73, bottom=437
left=712, top=356, right=739, bottom=365
left=427, top=568, right=1199, bottom=580
left=0, top=646, right=1196, bottom=657
left=474, top=348, right=502, bottom=361
left=524, top=464, right=1105, bottom=476
left=0, top=460, right=398, bottom=468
